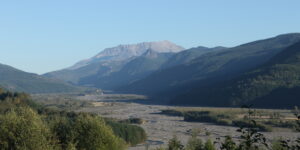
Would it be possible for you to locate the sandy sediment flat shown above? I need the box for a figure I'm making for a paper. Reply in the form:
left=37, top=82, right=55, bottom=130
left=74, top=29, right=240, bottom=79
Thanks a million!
left=78, top=101, right=300, bottom=150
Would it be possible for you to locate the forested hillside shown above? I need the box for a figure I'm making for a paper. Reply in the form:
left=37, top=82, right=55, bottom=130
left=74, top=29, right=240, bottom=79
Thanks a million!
left=120, top=33, right=300, bottom=104
left=0, top=64, right=83, bottom=93
left=171, top=41, right=300, bottom=108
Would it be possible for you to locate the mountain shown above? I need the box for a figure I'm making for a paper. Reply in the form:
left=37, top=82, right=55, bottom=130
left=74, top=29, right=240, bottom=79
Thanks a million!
left=44, top=41, right=185, bottom=87
left=0, top=63, right=83, bottom=93
left=120, top=33, right=300, bottom=100
left=78, top=46, right=225, bottom=90
left=161, top=46, right=226, bottom=69
left=171, top=41, right=300, bottom=108
left=79, top=49, right=174, bottom=89
left=67, top=40, right=184, bottom=70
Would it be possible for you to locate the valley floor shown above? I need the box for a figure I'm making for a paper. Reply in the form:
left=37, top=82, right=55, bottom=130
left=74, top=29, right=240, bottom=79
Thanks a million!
left=75, top=97, right=300, bottom=150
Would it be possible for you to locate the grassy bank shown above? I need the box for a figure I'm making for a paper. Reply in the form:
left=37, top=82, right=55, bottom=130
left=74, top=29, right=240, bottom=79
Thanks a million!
left=160, top=107, right=297, bottom=132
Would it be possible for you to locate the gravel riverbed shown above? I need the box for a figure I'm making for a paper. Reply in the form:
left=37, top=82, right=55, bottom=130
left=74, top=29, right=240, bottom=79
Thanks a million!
left=77, top=101, right=300, bottom=150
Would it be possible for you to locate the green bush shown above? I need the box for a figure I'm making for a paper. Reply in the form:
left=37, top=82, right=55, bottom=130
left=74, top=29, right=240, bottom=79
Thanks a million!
left=106, top=120, right=147, bottom=146
left=232, top=120, right=272, bottom=132
left=272, top=139, right=289, bottom=150
left=73, top=114, right=126, bottom=150
left=221, top=136, right=237, bottom=150
left=264, top=120, right=296, bottom=129
left=120, top=117, right=144, bottom=124
left=185, top=131, right=204, bottom=150
left=0, top=107, right=54, bottom=150
left=168, top=135, right=184, bottom=150
left=183, top=111, right=232, bottom=126
left=204, top=139, right=216, bottom=150
left=160, top=109, right=184, bottom=116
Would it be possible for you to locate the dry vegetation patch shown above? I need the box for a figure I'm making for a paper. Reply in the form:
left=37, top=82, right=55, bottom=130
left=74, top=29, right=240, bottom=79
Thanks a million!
left=160, top=107, right=298, bottom=132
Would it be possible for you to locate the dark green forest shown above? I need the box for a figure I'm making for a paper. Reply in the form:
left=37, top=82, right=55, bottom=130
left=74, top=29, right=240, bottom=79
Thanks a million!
left=121, top=34, right=300, bottom=101
left=171, top=41, right=300, bottom=108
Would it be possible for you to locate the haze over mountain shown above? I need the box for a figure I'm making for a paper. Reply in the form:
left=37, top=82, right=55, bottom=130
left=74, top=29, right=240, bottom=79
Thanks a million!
left=0, top=63, right=83, bottom=93
left=68, top=40, right=184, bottom=70
left=42, top=33, right=300, bottom=108
left=44, top=41, right=185, bottom=88
left=78, top=49, right=174, bottom=89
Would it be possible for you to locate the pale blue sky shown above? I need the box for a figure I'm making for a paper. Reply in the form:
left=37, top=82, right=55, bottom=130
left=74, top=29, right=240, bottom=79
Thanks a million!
left=0, top=0, right=300, bottom=74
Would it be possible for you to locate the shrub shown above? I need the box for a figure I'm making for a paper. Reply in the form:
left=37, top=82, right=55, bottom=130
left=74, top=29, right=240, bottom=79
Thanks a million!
left=106, top=120, right=147, bottom=146
left=120, top=117, right=144, bottom=124
left=183, top=111, right=232, bottom=126
left=185, top=131, right=204, bottom=150
left=221, top=136, right=237, bottom=150
left=0, top=107, right=54, bottom=150
left=232, top=120, right=272, bottom=132
left=204, top=139, right=216, bottom=150
left=272, top=139, right=289, bottom=150
left=48, top=113, right=127, bottom=150
left=168, top=135, right=184, bottom=150
left=73, top=114, right=126, bottom=150
left=160, top=109, right=184, bottom=116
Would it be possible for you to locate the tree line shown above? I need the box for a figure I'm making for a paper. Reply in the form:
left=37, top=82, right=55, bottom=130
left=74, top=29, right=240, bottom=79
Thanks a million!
left=0, top=89, right=146, bottom=150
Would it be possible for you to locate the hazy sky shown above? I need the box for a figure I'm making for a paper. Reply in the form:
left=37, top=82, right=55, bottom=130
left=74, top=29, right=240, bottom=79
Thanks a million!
left=0, top=0, right=300, bottom=74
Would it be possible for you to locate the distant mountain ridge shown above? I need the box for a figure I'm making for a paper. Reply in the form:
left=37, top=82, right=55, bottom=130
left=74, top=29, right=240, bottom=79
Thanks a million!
left=44, top=41, right=185, bottom=88
left=67, top=40, right=184, bottom=70
left=0, top=63, right=83, bottom=93
left=79, top=49, right=175, bottom=89
left=42, top=33, right=300, bottom=108
left=119, top=33, right=300, bottom=100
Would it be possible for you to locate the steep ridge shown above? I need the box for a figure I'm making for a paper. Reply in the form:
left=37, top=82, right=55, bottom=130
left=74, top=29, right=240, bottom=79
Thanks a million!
left=171, top=41, right=300, bottom=108
left=120, top=33, right=300, bottom=99
left=161, top=46, right=226, bottom=69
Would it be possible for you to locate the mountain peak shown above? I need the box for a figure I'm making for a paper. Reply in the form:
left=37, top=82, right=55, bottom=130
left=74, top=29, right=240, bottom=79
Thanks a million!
left=95, top=40, right=184, bottom=57
left=68, top=41, right=184, bottom=70
left=142, top=49, right=160, bottom=58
